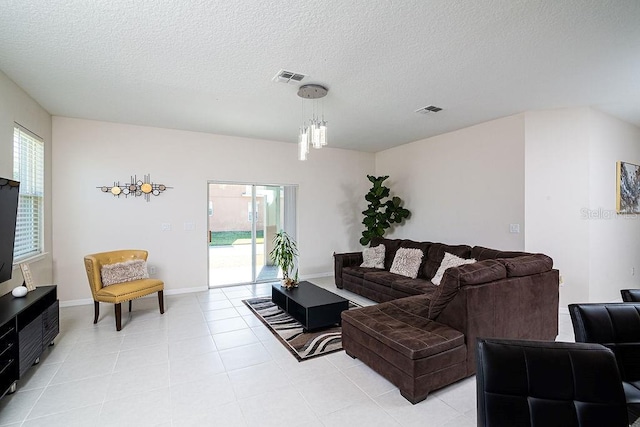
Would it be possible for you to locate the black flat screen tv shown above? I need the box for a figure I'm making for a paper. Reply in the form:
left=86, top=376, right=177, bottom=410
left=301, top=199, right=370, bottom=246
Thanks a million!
left=0, top=178, right=20, bottom=284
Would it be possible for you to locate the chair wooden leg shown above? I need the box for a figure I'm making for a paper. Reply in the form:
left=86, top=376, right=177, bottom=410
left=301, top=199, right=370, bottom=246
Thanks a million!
left=158, top=290, right=165, bottom=314
left=93, top=301, right=99, bottom=324
left=129, top=300, right=132, bottom=312
left=115, top=303, right=122, bottom=331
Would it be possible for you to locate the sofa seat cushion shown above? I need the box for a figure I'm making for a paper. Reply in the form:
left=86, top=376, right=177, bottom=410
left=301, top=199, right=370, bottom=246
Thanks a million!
left=364, top=270, right=403, bottom=286
left=343, top=266, right=385, bottom=279
left=391, top=277, right=436, bottom=297
left=363, top=271, right=434, bottom=298
left=342, top=300, right=464, bottom=360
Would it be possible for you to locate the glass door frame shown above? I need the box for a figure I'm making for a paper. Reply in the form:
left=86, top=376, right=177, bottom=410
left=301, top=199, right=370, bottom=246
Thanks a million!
left=207, top=180, right=297, bottom=288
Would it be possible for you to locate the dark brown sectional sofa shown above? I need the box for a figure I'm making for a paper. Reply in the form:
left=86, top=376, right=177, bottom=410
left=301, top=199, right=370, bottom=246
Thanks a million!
left=334, top=237, right=559, bottom=403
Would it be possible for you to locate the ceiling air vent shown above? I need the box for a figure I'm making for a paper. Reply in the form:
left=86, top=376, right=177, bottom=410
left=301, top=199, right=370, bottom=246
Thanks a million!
left=273, top=69, right=306, bottom=84
left=415, top=105, right=443, bottom=114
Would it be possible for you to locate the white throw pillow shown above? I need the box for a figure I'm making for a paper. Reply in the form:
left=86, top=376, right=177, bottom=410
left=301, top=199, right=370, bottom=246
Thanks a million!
left=431, top=252, right=476, bottom=285
left=360, top=244, right=386, bottom=269
left=390, top=248, right=424, bottom=278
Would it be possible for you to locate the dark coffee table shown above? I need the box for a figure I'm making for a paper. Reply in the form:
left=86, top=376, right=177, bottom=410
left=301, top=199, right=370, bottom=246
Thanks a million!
left=271, top=281, right=349, bottom=331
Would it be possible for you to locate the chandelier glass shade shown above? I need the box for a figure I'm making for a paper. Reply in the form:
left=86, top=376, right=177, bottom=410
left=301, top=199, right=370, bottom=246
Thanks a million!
left=297, top=84, right=328, bottom=161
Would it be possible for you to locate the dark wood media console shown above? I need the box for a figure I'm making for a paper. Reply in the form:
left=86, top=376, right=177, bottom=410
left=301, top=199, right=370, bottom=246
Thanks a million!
left=0, top=285, right=59, bottom=398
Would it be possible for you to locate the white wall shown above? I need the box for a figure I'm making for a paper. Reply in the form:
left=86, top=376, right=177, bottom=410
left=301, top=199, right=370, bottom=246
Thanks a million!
left=587, top=109, right=640, bottom=302
left=525, top=107, right=640, bottom=307
left=52, top=117, right=374, bottom=302
left=524, top=108, right=591, bottom=306
left=0, top=70, right=52, bottom=297
left=375, top=114, right=526, bottom=250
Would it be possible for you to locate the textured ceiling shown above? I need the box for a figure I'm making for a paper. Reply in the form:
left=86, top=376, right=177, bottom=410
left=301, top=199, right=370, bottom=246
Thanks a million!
left=0, top=0, right=639, bottom=152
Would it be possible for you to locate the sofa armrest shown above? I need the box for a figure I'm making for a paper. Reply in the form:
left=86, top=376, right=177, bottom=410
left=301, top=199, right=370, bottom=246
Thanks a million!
left=334, top=251, right=363, bottom=289
left=436, top=269, right=560, bottom=375
left=498, top=254, right=553, bottom=277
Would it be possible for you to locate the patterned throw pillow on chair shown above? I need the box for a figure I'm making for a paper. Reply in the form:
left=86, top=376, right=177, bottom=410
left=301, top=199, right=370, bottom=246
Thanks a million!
left=390, top=248, right=424, bottom=278
left=101, top=259, right=149, bottom=286
left=360, top=244, right=386, bottom=269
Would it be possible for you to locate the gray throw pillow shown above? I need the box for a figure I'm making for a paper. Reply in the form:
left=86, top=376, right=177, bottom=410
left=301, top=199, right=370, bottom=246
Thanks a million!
left=390, top=248, right=424, bottom=278
left=360, top=244, right=385, bottom=269
left=101, top=259, right=149, bottom=286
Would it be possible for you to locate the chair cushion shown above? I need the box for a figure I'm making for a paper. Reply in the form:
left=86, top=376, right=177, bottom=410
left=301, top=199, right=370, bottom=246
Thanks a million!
left=95, top=278, right=164, bottom=303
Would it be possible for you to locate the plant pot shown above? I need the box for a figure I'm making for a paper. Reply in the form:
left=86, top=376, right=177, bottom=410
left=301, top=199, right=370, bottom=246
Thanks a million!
left=281, top=278, right=298, bottom=291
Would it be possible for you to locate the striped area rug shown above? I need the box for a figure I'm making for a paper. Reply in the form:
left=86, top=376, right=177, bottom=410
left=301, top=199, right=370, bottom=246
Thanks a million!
left=242, top=297, right=360, bottom=361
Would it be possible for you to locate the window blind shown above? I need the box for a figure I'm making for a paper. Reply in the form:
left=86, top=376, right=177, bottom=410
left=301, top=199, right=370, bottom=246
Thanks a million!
left=13, top=125, right=44, bottom=261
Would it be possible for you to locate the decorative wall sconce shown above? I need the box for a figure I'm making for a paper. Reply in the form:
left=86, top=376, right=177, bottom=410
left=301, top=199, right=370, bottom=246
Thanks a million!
left=98, top=174, right=171, bottom=202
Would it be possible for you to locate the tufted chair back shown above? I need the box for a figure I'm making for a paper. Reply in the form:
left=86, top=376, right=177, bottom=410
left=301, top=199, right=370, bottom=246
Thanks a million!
left=569, top=303, right=640, bottom=382
left=476, top=338, right=628, bottom=427
left=621, top=289, right=640, bottom=302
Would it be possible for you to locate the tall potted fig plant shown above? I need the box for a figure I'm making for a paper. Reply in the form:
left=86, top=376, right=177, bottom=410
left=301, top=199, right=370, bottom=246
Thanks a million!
left=360, top=175, right=411, bottom=245
left=269, top=230, right=299, bottom=290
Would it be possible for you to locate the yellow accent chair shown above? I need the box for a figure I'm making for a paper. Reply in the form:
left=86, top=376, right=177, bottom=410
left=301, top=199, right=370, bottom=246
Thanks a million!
left=84, top=249, right=164, bottom=331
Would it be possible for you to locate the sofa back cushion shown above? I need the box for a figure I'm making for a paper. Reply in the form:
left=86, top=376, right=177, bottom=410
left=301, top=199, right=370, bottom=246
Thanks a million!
left=424, top=243, right=472, bottom=279
left=428, top=260, right=506, bottom=319
left=370, top=237, right=404, bottom=270
left=471, top=246, right=530, bottom=261
left=498, top=254, right=553, bottom=277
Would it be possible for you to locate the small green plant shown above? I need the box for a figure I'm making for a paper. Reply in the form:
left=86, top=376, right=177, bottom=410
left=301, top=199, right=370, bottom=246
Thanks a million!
left=360, top=175, right=411, bottom=246
left=269, top=231, right=299, bottom=286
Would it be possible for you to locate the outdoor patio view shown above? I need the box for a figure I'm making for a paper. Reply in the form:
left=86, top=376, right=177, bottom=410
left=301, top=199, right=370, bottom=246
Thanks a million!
left=208, top=183, right=291, bottom=287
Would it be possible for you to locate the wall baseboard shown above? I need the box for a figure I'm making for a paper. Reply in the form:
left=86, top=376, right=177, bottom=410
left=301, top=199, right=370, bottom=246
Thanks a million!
left=59, top=285, right=209, bottom=307
left=301, top=272, right=333, bottom=280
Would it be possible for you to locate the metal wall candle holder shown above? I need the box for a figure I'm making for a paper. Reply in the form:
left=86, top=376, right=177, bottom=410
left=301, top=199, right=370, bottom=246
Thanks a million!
left=98, top=174, right=171, bottom=202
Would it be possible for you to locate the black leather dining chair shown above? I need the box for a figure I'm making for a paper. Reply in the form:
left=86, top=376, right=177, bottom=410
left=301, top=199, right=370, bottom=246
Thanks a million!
left=569, top=302, right=640, bottom=424
left=476, top=338, right=629, bottom=427
left=621, top=289, right=640, bottom=302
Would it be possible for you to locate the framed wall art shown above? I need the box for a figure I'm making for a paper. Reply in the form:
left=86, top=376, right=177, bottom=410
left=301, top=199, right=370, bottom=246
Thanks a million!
left=616, top=161, right=640, bottom=214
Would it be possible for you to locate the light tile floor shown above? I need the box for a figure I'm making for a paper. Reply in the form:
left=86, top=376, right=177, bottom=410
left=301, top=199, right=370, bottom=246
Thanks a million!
left=0, top=277, right=573, bottom=427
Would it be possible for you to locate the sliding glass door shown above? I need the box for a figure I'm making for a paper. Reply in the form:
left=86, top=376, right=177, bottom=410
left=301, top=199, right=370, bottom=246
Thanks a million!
left=208, top=182, right=296, bottom=287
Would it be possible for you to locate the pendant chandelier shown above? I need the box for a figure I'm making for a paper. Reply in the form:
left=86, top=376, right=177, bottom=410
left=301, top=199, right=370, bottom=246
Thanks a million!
left=297, top=84, right=328, bottom=161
